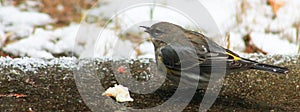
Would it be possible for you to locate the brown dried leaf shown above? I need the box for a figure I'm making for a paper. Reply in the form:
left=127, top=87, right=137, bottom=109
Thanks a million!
left=268, top=0, right=285, bottom=15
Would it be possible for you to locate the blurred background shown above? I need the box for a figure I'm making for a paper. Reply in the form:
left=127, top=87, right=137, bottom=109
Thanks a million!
left=0, top=0, right=299, bottom=59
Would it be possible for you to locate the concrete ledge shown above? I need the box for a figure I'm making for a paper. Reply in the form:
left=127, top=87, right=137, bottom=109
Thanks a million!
left=0, top=55, right=299, bottom=111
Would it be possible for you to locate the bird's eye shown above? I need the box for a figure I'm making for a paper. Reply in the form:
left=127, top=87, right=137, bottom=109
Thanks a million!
left=153, top=29, right=163, bottom=36
left=154, top=29, right=163, bottom=34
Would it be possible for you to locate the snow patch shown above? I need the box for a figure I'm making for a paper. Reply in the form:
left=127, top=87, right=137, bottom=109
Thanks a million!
left=0, top=57, right=76, bottom=72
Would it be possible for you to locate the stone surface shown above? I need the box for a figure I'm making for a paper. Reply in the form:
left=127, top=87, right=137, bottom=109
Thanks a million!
left=0, top=55, right=299, bottom=111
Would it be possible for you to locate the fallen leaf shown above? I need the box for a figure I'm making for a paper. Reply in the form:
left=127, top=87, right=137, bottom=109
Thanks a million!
left=268, top=0, right=285, bottom=15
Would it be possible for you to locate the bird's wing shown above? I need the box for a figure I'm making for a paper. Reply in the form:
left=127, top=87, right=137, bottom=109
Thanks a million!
left=158, top=30, right=255, bottom=71
left=158, top=42, right=203, bottom=71
left=185, top=31, right=228, bottom=58
left=185, top=30, right=245, bottom=69
left=185, top=30, right=226, bottom=55
left=187, top=31, right=247, bottom=62
left=158, top=42, right=229, bottom=76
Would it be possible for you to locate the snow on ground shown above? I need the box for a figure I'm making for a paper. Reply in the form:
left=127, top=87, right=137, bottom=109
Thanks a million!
left=223, top=0, right=300, bottom=55
left=0, top=25, right=5, bottom=47
left=0, top=57, right=76, bottom=73
left=0, top=6, right=53, bottom=41
left=0, top=0, right=299, bottom=59
left=269, top=0, right=300, bottom=32
left=3, top=24, right=80, bottom=58
left=250, top=32, right=298, bottom=55
left=88, top=0, right=299, bottom=56
left=138, top=41, right=155, bottom=59
left=199, top=0, right=238, bottom=35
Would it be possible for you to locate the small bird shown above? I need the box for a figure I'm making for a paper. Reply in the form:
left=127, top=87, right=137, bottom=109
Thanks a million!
left=140, top=22, right=288, bottom=88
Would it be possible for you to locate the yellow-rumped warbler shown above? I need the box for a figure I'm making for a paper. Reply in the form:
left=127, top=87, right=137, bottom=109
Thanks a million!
left=141, top=22, right=288, bottom=88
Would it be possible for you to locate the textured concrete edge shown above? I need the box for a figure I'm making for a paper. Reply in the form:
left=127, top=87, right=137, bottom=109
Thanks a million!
left=0, top=55, right=298, bottom=111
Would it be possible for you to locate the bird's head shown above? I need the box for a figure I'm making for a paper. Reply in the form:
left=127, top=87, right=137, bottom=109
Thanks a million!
left=140, top=22, right=185, bottom=44
left=140, top=22, right=184, bottom=38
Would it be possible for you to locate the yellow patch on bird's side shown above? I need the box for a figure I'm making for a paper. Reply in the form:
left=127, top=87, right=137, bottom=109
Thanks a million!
left=157, top=55, right=162, bottom=62
left=226, top=52, right=241, bottom=60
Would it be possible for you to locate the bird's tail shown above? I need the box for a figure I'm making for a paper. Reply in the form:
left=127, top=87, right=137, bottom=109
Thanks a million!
left=251, top=63, right=288, bottom=74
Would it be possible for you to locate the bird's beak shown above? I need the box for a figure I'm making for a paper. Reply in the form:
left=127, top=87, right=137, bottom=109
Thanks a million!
left=140, top=26, right=150, bottom=33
